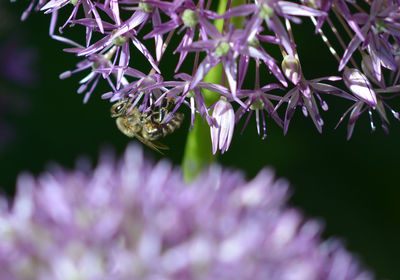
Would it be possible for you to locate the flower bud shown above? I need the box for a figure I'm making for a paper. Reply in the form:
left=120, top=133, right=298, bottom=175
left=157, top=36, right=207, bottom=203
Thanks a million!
left=343, top=68, right=377, bottom=107
left=210, top=97, right=235, bottom=154
left=281, top=55, right=301, bottom=85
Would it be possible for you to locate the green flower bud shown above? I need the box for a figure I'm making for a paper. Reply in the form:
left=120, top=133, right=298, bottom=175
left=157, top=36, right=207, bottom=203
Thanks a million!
left=260, top=4, right=274, bottom=20
left=250, top=99, right=265, bottom=110
left=215, top=42, right=230, bottom=57
left=281, top=55, right=301, bottom=85
left=182, top=9, right=198, bottom=29
left=139, top=2, right=153, bottom=13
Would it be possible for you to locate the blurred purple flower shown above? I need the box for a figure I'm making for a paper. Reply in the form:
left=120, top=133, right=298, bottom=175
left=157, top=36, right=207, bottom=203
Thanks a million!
left=0, top=32, right=37, bottom=152
left=0, top=145, right=374, bottom=279
left=0, top=36, right=38, bottom=86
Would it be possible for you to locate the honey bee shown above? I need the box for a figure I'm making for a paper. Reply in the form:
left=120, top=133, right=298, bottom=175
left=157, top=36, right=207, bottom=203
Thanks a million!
left=110, top=98, right=184, bottom=153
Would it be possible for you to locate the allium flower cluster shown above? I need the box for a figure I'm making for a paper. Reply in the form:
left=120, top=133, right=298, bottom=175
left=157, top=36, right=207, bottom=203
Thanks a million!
left=0, top=145, right=373, bottom=279
left=14, top=0, right=400, bottom=152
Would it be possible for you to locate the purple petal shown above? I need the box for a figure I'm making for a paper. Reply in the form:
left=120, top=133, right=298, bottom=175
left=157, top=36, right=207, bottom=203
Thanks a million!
left=223, top=4, right=256, bottom=18
left=278, top=1, right=327, bottom=17
left=338, top=29, right=364, bottom=71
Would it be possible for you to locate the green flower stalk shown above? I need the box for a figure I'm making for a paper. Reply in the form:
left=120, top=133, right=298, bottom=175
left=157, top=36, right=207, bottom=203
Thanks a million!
left=182, top=0, right=246, bottom=181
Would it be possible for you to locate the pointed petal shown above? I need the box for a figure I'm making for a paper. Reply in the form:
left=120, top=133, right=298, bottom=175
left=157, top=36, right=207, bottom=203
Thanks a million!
left=347, top=101, right=363, bottom=140
left=339, top=33, right=363, bottom=71
left=278, top=1, right=327, bottom=17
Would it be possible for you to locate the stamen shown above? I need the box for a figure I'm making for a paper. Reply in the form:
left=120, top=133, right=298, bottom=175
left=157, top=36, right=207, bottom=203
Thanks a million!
left=255, top=109, right=260, bottom=136
left=302, top=105, right=308, bottom=117
left=261, top=109, right=267, bottom=140
left=368, top=109, right=376, bottom=132
left=315, top=93, right=329, bottom=111
left=310, top=16, right=341, bottom=64
left=391, top=109, right=400, bottom=120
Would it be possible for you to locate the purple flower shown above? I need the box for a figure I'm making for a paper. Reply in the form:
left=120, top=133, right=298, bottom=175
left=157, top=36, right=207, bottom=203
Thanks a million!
left=182, top=22, right=244, bottom=105
left=337, top=68, right=400, bottom=139
left=141, top=73, right=231, bottom=128
left=60, top=47, right=123, bottom=103
left=73, top=9, right=160, bottom=76
left=13, top=0, right=400, bottom=148
left=339, top=0, right=399, bottom=75
left=276, top=56, right=353, bottom=134
left=234, top=29, right=288, bottom=89
left=223, top=0, right=326, bottom=58
left=102, top=68, right=165, bottom=112
left=41, top=0, right=105, bottom=38
left=143, top=0, right=221, bottom=72
left=236, top=61, right=284, bottom=139
left=0, top=145, right=373, bottom=279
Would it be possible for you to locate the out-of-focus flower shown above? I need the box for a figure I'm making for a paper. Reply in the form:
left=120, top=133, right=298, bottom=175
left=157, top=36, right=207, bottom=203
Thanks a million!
left=0, top=4, right=38, bottom=152
left=0, top=145, right=373, bottom=279
left=0, top=36, right=38, bottom=86
left=210, top=97, right=235, bottom=154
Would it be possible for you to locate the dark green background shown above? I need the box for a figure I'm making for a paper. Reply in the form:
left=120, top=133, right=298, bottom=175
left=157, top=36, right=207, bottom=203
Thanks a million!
left=1, top=2, right=399, bottom=279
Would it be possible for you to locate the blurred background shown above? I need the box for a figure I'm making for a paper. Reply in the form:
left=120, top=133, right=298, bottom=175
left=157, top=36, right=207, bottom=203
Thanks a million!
left=1, top=1, right=400, bottom=279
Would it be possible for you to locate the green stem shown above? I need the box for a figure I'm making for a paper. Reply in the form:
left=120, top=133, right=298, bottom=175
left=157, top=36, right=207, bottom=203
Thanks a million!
left=182, top=0, right=245, bottom=182
left=182, top=69, right=221, bottom=183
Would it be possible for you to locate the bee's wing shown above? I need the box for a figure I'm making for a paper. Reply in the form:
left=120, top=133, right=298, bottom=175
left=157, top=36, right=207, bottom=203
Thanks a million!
left=134, top=134, right=169, bottom=155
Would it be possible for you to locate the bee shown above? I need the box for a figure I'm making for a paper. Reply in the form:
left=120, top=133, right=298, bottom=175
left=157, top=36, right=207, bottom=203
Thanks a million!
left=110, top=98, right=184, bottom=153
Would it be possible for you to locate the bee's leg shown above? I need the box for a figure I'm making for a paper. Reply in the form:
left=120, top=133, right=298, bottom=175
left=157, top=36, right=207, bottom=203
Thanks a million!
left=167, top=98, right=175, bottom=109
left=160, top=98, right=175, bottom=111
left=160, top=98, right=168, bottom=108
left=159, top=98, right=176, bottom=123
left=159, top=108, right=167, bottom=123
left=141, top=101, right=156, bottom=120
